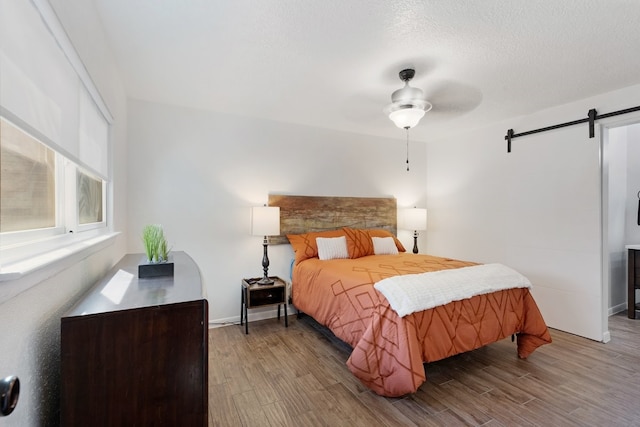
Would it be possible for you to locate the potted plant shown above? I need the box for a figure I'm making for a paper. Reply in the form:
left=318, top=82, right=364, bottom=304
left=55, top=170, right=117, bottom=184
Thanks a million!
left=138, top=224, right=174, bottom=278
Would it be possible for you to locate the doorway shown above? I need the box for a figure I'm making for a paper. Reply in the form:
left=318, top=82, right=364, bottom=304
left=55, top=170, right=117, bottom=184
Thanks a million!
left=602, top=121, right=640, bottom=334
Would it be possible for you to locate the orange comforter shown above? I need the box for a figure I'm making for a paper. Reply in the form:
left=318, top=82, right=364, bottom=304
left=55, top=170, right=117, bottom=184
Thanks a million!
left=292, top=253, right=552, bottom=397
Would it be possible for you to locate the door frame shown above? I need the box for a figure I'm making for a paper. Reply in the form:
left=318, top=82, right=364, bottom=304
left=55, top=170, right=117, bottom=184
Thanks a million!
left=599, top=113, right=640, bottom=342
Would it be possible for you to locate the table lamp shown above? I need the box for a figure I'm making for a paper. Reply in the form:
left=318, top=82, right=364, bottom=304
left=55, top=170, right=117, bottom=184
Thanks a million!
left=251, top=205, right=280, bottom=285
left=402, top=207, right=427, bottom=254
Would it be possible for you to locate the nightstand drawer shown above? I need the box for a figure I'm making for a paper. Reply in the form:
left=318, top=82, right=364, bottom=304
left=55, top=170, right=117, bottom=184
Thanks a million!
left=248, top=287, right=285, bottom=307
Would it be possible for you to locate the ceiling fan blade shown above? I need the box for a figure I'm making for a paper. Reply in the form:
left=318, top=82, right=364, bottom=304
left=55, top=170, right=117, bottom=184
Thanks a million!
left=425, top=80, right=483, bottom=118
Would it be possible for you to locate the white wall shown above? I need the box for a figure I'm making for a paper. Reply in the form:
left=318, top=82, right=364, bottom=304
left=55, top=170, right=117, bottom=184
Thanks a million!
left=126, top=99, right=427, bottom=323
left=0, top=1, right=127, bottom=425
left=427, top=83, right=640, bottom=342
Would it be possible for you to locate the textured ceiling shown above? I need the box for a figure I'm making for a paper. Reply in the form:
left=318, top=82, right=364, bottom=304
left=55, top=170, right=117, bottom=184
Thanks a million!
left=92, top=0, right=640, bottom=141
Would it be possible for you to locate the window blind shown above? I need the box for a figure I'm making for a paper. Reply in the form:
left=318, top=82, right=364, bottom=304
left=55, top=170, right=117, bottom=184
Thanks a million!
left=0, top=0, right=109, bottom=179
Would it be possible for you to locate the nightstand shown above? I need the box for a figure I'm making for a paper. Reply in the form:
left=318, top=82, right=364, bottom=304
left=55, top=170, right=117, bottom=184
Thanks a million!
left=240, top=276, right=288, bottom=334
left=628, top=246, right=640, bottom=319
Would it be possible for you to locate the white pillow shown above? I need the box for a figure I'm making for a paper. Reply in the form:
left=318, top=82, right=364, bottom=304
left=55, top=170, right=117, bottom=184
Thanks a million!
left=316, top=236, right=349, bottom=260
left=372, top=236, right=399, bottom=255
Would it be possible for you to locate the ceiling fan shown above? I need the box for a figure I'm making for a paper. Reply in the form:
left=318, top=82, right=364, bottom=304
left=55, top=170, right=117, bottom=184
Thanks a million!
left=375, top=66, right=483, bottom=170
left=384, top=68, right=432, bottom=129
left=342, top=64, right=481, bottom=130
left=383, top=68, right=439, bottom=171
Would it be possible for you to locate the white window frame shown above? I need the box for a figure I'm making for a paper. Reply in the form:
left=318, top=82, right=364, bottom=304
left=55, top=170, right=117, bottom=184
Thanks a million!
left=69, top=162, right=107, bottom=234
left=0, top=118, right=108, bottom=240
left=0, top=134, right=108, bottom=261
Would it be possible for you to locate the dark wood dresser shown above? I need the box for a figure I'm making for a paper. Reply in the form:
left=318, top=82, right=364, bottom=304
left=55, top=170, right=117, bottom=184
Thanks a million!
left=629, top=245, right=640, bottom=319
left=60, top=252, right=208, bottom=426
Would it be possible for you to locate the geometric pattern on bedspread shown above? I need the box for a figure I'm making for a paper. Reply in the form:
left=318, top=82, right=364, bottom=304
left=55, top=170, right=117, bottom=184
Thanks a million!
left=292, top=253, right=552, bottom=397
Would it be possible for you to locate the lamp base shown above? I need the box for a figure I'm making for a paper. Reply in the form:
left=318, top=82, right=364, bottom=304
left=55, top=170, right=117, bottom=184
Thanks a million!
left=258, top=238, right=274, bottom=285
left=256, top=276, right=275, bottom=286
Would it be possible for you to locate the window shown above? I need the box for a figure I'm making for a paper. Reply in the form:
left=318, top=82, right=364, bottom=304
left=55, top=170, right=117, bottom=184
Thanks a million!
left=0, top=0, right=112, bottom=255
left=77, top=168, right=104, bottom=225
left=0, top=0, right=114, bottom=292
left=0, top=117, right=106, bottom=245
left=0, top=118, right=56, bottom=233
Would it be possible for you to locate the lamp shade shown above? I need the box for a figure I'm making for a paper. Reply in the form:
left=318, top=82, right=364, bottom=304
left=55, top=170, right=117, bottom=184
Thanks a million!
left=388, top=107, right=426, bottom=129
left=401, top=208, right=427, bottom=231
left=251, top=206, right=280, bottom=236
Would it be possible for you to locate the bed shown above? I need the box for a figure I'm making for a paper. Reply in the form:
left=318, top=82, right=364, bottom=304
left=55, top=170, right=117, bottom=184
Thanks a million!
left=272, top=195, right=552, bottom=398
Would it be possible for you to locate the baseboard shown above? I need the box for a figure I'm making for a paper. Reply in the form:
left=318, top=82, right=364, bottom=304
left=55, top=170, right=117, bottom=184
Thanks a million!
left=208, top=304, right=293, bottom=329
left=608, top=303, right=627, bottom=316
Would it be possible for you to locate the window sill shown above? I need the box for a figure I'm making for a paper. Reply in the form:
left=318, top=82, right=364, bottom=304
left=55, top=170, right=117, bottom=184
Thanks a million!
left=0, top=231, right=120, bottom=303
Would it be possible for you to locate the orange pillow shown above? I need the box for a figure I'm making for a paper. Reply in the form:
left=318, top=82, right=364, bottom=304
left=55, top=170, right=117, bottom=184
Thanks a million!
left=287, top=229, right=346, bottom=264
left=342, top=227, right=374, bottom=258
left=366, top=229, right=406, bottom=253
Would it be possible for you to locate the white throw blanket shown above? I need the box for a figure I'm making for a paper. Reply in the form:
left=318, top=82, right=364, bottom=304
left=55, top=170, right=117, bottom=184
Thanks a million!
left=374, top=263, right=532, bottom=317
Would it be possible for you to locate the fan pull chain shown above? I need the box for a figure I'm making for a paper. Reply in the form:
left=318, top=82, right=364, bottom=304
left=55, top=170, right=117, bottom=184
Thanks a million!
left=405, top=127, right=410, bottom=171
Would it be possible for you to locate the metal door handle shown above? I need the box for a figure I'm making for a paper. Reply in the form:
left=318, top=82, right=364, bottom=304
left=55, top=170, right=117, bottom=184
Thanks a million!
left=0, top=376, right=19, bottom=416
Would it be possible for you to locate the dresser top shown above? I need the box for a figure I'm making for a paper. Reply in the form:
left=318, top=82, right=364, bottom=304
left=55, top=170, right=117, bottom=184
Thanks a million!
left=63, top=251, right=205, bottom=317
left=626, top=245, right=640, bottom=250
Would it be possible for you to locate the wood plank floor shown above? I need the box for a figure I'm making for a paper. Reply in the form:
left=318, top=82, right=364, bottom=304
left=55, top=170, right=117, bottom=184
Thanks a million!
left=208, top=312, right=640, bottom=426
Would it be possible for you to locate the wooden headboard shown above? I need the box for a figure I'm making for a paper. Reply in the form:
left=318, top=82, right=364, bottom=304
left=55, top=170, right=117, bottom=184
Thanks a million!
left=268, top=195, right=397, bottom=244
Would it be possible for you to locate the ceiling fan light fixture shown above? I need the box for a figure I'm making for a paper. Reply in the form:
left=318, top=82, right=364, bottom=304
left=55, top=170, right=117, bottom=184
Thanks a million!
left=388, top=107, right=426, bottom=129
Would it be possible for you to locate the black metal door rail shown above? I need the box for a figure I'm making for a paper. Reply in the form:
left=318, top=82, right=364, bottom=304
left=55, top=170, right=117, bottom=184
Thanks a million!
left=505, top=105, right=640, bottom=153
